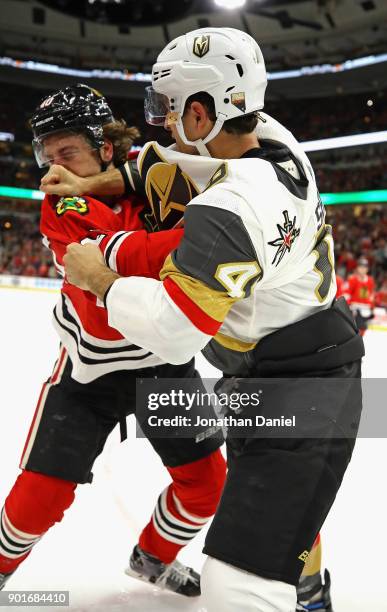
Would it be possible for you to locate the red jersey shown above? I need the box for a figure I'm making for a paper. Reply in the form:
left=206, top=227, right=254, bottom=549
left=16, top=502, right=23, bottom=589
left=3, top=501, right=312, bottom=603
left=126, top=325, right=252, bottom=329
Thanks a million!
left=375, top=288, right=387, bottom=309
left=347, top=273, right=375, bottom=309
left=335, top=275, right=349, bottom=299
left=40, top=193, right=183, bottom=382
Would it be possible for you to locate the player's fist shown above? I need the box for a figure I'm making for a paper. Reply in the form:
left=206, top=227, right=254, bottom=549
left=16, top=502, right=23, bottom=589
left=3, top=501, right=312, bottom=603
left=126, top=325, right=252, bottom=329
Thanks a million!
left=63, top=243, right=106, bottom=290
left=40, top=165, right=87, bottom=196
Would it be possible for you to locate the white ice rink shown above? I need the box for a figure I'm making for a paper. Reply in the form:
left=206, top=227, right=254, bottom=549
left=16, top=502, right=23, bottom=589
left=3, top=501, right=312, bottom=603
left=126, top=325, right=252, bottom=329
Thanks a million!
left=0, top=286, right=386, bottom=612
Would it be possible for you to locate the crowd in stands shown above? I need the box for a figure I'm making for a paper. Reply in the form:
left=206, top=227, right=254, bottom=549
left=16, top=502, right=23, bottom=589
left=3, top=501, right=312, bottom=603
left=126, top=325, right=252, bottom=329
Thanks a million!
left=0, top=213, right=56, bottom=278
left=1, top=203, right=386, bottom=303
left=1, top=82, right=386, bottom=142
left=326, top=205, right=387, bottom=293
left=313, top=146, right=387, bottom=192
left=271, top=91, right=387, bottom=142
left=0, top=83, right=386, bottom=192
left=0, top=82, right=385, bottom=299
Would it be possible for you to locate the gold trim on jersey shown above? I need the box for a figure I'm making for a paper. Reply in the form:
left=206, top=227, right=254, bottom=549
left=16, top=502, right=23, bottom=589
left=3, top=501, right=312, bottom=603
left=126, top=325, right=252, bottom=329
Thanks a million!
left=139, top=142, right=178, bottom=180
left=314, top=221, right=326, bottom=243
left=124, top=160, right=136, bottom=192
left=213, top=332, right=257, bottom=352
left=204, top=162, right=228, bottom=192
left=312, top=224, right=334, bottom=303
left=138, top=141, right=156, bottom=179
left=161, top=255, right=237, bottom=322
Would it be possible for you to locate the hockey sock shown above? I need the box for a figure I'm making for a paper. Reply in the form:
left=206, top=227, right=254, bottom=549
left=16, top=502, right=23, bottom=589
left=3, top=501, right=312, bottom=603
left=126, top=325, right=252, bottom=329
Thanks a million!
left=0, top=470, right=76, bottom=574
left=298, top=533, right=323, bottom=604
left=301, top=533, right=322, bottom=577
left=139, top=448, right=226, bottom=564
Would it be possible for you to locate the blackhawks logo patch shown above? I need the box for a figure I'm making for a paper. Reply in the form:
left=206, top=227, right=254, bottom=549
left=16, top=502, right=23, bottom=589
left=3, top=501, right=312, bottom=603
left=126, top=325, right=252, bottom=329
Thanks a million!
left=56, top=197, right=89, bottom=216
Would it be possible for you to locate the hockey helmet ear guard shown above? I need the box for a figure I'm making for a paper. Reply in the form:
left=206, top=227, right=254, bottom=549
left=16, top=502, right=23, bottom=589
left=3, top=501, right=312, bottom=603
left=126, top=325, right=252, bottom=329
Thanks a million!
left=30, top=83, right=114, bottom=167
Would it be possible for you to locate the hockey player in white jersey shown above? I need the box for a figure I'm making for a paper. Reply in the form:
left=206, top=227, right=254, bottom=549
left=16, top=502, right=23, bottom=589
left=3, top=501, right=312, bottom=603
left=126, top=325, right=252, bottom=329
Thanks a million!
left=61, top=28, right=364, bottom=612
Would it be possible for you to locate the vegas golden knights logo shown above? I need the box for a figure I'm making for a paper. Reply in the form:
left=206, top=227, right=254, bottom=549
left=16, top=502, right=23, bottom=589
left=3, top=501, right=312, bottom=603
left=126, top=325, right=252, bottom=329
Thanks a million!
left=145, top=162, right=200, bottom=229
left=193, top=35, right=210, bottom=58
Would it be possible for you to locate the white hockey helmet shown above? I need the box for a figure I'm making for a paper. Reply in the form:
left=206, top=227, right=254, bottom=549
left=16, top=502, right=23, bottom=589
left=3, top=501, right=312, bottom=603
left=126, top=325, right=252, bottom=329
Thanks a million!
left=144, top=27, right=267, bottom=156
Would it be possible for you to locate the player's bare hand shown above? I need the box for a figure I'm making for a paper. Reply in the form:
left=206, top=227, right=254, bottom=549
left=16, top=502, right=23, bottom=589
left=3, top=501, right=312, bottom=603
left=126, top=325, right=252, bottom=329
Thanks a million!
left=63, top=243, right=120, bottom=299
left=63, top=243, right=105, bottom=290
left=40, top=165, right=88, bottom=196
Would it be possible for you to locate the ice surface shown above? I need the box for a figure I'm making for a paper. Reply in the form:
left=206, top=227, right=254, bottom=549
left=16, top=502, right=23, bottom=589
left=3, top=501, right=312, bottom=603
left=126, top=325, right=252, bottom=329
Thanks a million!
left=0, top=288, right=386, bottom=611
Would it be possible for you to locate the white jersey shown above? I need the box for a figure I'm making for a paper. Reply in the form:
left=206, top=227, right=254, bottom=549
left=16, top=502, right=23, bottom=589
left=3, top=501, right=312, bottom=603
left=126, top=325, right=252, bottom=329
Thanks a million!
left=106, top=113, right=337, bottom=373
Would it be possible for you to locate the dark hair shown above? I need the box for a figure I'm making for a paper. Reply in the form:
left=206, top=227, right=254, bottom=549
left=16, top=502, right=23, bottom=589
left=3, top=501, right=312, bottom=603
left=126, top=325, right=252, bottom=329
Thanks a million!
left=184, top=91, right=259, bottom=135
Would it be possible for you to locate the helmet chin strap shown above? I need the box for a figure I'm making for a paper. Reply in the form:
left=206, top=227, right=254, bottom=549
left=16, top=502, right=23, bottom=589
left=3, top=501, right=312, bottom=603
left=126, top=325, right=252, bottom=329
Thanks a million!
left=97, top=148, right=109, bottom=172
left=176, top=114, right=226, bottom=157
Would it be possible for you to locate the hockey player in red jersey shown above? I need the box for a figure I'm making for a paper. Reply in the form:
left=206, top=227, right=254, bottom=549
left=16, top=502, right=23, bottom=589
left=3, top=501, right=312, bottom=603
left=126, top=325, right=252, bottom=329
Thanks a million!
left=335, top=274, right=348, bottom=299
left=0, top=84, right=226, bottom=595
left=347, top=257, right=375, bottom=336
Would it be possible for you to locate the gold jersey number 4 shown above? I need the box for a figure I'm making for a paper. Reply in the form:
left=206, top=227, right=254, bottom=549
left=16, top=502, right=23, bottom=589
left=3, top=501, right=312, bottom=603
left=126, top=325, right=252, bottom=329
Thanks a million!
left=215, top=261, right=262, bottom=298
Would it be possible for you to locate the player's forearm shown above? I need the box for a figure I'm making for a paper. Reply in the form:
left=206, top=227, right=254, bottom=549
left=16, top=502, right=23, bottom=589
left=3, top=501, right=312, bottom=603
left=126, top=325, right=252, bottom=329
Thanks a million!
left=63, top=242, right=120, bottom=296
left=40, top=165, right=126, bottom=197
left=82, top=167, right=125, bottom=197
left=100, top=228, right=184, bottom=279
left=88, top=267, right=121, bottom=302
left=106, top=276, right=212, bottom=364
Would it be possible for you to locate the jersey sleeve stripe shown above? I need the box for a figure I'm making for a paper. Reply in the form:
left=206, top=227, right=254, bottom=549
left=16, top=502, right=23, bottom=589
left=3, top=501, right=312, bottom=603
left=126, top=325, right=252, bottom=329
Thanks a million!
left=163, top=277, right=222, bottom=336
left=161, top=254, right=236, bottom=322
left=214, top=331, right=257, bottom=352
left=107, top=231, right=134, bottom=272
left=104, top=231, right=128, bottom=268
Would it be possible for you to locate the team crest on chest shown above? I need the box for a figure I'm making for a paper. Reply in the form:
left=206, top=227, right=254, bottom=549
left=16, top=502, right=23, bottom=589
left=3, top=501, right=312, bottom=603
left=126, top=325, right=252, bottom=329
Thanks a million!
left=56, top=196, right=89, bottom=216
left=145, top=162, right=199, bottom=230
left=268, top=210, right=300, bottom=266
